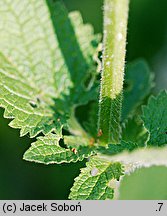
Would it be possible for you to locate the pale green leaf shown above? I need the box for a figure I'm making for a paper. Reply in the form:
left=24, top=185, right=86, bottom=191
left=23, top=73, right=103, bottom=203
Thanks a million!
left=0, top=53, right=65, bottom=137
left=122, top=60, right=154, bottom=121
left=0, top=0, right=100, bottom=136
left=142, top=91, right=167, bottom=146
left=23, top=133, right=94, bottom=164
left=69, top=157, right=124, bottom=200
left=0, top=0, right=70, bottom=97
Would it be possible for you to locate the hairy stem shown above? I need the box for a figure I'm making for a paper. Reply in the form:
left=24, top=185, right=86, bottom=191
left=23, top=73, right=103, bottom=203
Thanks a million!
left=98, top=0, right=129, bottom=145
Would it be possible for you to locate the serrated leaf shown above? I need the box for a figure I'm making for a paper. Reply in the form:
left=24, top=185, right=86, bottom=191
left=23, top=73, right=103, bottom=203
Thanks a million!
left=142, top=91, right=167, bottom=146
left=0, top=0, right=69, bottom=97
left=23, top=133, right=94, bottom=164
left=122, top=116, right=149, bottom=146
left=69, top=157, right=124, bottom=200
left=97, top=140, right=137, bottom=155
left=46, top=0, right=101, bottom=107
left=0, top=0, right=100, bottom=136
left=0, top=53, right=65, bottom=137
left=122, top=60, right=154, bottom=121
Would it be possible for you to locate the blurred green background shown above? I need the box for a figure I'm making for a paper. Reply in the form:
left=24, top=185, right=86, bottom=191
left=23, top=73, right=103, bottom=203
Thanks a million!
left=0, top=0, right=167, bottom=199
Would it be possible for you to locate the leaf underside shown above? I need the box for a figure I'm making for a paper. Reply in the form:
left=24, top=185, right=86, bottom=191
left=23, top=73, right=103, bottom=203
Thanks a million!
left=0, top=0, right=99, bottom=137
left=23, top=133, right=94, bottom=164
left=0, top=53, right=64, bottom=137
left=69, top=157, right=124, bottom=200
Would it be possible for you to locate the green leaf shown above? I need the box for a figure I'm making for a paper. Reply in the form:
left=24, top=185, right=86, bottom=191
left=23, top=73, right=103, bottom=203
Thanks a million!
left=0, top=0, right=70, bottom=98
left=97, top=140, right=137, bottom=155
left=0, top=53, right=65, bottom=137
left=69, top=157, right=124, bottom=200
left=122, top=116, right=149, bottom=147
left=98, top=0, right=129, bottom=145
left=46, top=0, right=101, bottom=107
left=122, top=59, right=154, bottom=121
left=0, top=0, right=100, bottom=136
left=142, top=91, right=167, bottom=146
left=23, top=133, right=94, bottom=164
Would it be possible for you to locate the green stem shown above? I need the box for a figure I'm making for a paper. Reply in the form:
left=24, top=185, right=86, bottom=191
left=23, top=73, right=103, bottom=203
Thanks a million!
left=98, top=0, right=129, bottom=145
left=68, top=109, right=88, bottom=137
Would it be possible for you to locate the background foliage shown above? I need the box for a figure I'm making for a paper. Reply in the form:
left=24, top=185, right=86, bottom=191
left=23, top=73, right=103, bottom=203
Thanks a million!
left=0, top=0, right=167, bottom=199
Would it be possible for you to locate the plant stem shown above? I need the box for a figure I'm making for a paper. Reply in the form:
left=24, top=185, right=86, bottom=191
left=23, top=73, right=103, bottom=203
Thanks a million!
left=98, top=0, right=129, bottom=145
left=68, top=109, right=88, bottom=137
